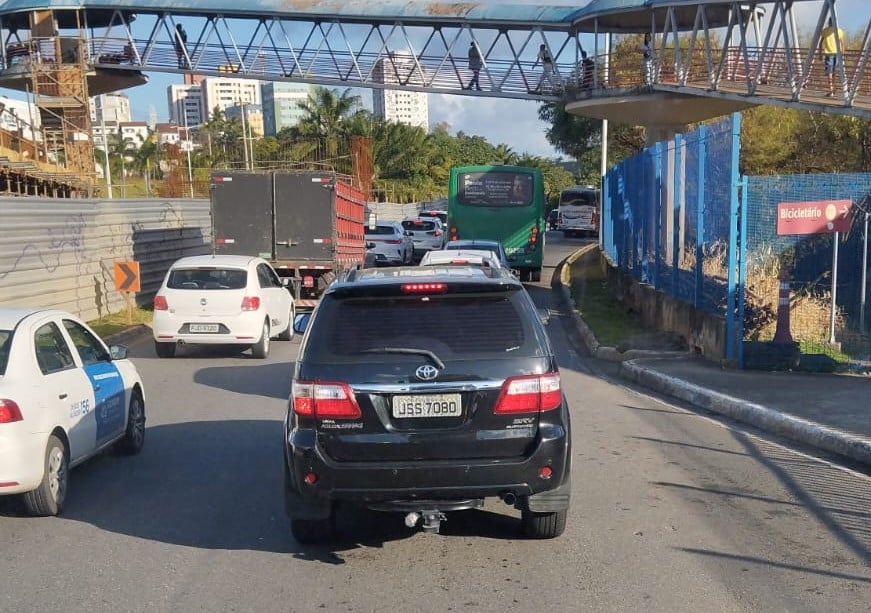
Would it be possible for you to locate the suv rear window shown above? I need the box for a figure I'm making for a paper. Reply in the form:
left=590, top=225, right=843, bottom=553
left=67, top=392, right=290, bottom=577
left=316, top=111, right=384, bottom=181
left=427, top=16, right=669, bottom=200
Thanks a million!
left=402, top=220, right=437, bottom=231
left=304, top=293, right=544, bottom=361
left=167, top=268, right=247, bottom=290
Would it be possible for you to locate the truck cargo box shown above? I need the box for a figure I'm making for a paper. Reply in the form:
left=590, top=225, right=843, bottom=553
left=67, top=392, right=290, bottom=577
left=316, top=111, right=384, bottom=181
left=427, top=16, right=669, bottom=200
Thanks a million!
left=210, top=170, right=366, bottom=309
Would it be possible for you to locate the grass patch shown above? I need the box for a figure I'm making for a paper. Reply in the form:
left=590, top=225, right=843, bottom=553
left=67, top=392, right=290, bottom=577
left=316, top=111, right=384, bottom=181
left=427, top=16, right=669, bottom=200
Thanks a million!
left=568, top=257, right=647, bottom=347
left=88, top=305, right=153, bottom=339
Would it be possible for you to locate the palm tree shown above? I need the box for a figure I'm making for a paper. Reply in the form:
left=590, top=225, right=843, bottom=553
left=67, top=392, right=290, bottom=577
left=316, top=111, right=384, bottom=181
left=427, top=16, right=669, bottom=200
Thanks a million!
left=295, top=87, right=363, bottom=160
left=492, top=143, right=517, bottom=165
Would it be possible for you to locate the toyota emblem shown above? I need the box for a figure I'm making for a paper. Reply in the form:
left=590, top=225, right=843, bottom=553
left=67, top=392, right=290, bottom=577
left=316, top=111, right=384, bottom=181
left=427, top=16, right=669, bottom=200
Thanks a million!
left=200, top=298, right=207, bottom=306
left=415, top=364, right=439, bottom=381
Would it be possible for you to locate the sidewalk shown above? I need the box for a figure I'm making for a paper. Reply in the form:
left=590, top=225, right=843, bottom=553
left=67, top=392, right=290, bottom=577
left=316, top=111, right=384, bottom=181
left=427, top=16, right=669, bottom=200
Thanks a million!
left=557, top=248, right=871, bottom=468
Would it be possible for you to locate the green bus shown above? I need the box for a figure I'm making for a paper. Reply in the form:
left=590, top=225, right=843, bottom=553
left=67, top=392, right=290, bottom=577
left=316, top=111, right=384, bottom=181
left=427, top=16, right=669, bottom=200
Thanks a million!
left=447, top=165, right=545, bottom=281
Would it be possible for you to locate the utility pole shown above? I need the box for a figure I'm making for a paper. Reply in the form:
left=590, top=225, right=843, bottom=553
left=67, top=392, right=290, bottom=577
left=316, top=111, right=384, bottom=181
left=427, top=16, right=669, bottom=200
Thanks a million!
left=98, top=95, right=113, bottom=198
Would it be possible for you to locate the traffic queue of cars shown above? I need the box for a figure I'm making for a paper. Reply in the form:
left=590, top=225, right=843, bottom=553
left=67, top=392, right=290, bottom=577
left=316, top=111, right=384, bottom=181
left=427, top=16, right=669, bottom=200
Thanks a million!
left=2, top=224, right=569, bottom=542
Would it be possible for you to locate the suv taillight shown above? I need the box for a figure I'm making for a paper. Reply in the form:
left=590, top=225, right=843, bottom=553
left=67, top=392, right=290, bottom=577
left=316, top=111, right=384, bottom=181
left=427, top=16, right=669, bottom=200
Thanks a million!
left=0, top=399, right=23, bottom=423
left=493, top=374, right=561, bottom=413
left=292, top=380, right=362, bottom=419
left=241, top=296, right=260, bottom=311
left=154, top=295, right=168, bottom=311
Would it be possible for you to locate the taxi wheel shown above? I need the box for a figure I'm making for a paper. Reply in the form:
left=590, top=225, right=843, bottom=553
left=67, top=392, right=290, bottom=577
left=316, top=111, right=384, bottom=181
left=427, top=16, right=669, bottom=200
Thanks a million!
left=277, top=304, right=295, bottom=341
left=155, top=341, right=176, bottom=358
left=23, top=435, right=68, bottom=517
left=115, top=390, right=146, bottom=455
left=251, top=320, right=270, bottom=359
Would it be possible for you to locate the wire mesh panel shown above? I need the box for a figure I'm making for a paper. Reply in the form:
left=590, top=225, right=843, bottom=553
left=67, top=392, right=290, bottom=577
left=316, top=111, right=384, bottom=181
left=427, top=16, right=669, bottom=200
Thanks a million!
left=602, top=114, right=738, bottom=321
left=742, top=173, right=871, bottom=365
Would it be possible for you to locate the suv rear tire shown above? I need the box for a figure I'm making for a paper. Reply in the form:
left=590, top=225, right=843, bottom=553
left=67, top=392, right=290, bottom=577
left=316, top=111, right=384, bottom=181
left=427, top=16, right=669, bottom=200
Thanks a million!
left=291, top=515, right=335, bottom=544
left=521, top=509, right=567, bottom=539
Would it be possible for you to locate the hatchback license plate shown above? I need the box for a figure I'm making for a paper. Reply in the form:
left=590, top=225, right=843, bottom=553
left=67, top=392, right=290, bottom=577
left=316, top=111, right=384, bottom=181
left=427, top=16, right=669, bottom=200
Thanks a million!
left=189, top=324, right=219, bottom=333
left=392, top=394, right=461, bottom=418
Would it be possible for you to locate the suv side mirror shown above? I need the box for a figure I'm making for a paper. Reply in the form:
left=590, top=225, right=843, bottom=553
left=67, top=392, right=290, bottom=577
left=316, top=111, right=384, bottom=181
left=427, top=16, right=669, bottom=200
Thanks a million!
left=537, top=308, right=551, bottom=326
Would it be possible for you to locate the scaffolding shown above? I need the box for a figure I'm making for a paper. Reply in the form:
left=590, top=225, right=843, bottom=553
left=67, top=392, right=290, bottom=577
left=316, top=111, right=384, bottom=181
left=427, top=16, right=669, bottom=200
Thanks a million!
left=27, top=10, right=94, bottom=191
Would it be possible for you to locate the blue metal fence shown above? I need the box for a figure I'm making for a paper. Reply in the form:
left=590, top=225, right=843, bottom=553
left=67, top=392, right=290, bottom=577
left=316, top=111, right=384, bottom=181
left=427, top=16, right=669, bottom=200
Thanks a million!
left=603, top=112, right=871, bottom=368
left=603, top=113, right=741, bottom=359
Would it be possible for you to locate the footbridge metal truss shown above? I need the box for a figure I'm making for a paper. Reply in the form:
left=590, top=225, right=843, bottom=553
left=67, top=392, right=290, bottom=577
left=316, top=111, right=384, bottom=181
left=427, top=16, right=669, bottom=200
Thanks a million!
left=0, top=0, right=869, bottom=117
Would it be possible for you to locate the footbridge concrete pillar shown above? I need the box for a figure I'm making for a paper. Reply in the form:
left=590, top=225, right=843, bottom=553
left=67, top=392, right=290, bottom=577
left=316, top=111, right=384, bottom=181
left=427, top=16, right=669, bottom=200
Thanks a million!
left=643, top=124, right=687, bottom=146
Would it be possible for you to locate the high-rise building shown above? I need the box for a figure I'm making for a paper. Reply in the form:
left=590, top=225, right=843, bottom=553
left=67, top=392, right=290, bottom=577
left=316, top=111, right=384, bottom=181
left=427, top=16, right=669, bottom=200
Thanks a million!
left=90, top=93, right=131, bottom=126
left=372, top=52, right=429, bottom=130
left=261, top=82, right=313, bottom=136
left=200, top=77, right=261, bottom=120
left=167, top=83, right=203, bottom=128
left=91, top=94, right=132, bottom=150
left=225, top=103, right=264, bottom=138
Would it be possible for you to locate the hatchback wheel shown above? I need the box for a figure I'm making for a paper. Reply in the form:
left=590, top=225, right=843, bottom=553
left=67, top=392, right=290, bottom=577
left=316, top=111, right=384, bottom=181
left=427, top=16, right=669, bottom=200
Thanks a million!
left=154, top=341, right=176, bottom=358
left=251, top=320, right=270, bottom=358
left=521, top=509, right=567, bottom=539
left=24, top=435, right=68, bottom=516
left=278, top=304, right=295, bottom=341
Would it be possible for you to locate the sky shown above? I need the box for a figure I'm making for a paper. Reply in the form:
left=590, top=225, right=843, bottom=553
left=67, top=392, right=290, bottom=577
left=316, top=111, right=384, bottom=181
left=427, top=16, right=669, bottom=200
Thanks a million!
left=2, top=0, right=868, bottom=159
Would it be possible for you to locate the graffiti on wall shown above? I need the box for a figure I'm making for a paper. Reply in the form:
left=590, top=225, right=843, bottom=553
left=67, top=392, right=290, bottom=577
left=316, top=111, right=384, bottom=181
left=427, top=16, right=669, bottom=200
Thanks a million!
left=0, top=213, right=88, bottom=281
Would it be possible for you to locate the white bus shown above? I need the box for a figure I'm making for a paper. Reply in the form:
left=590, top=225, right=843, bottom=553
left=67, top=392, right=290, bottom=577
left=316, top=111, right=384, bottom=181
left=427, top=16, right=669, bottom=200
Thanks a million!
left=557, top=185, right=600, bottom=238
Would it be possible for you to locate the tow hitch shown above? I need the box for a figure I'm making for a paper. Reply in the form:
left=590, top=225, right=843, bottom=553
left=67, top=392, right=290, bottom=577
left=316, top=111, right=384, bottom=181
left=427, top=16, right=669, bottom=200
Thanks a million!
left=405, top=510, right=447, bottom=533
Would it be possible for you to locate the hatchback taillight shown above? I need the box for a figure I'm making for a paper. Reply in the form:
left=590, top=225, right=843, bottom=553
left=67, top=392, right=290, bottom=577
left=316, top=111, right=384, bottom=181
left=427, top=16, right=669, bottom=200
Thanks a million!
left=241, top=296, right=260, bottom=311
left=0, top=399, right=23, bottom=424
left=154, top=295, right=168, bottom=311
left=293, top=380, right=361, bottom=419
left=385, top=239, right=402, bottom=245
left=493, top=374, right=561, bottom=413
left=433, top=230, right=443, bottom=237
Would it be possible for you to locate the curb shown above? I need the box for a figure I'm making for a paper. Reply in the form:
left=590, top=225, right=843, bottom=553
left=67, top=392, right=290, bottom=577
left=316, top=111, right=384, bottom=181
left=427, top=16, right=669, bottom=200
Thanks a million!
left=556, top=244, right=685, bottom=363
left=104, top=324, right=151, bottom=346
left=619, top=359, right=871, bottom=467
left=558, top=244, right=871, bottom=467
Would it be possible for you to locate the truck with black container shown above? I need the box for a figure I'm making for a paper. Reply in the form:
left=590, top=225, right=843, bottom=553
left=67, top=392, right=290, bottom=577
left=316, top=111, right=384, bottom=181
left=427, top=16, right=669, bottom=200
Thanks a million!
left=210, top=170, right=367, bottom=311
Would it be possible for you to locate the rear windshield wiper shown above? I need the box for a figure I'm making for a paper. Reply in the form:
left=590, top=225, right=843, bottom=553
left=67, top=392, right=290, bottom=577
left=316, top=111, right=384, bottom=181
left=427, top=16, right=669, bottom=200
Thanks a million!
left=361, top=347, right=445, bottom=370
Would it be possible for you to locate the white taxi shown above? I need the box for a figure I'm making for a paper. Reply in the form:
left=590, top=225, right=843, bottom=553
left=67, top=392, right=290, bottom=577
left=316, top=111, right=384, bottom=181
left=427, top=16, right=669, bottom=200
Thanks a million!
left=0, top=308, right=146, bottom=516
left=152, top=255, right=295, bottom=359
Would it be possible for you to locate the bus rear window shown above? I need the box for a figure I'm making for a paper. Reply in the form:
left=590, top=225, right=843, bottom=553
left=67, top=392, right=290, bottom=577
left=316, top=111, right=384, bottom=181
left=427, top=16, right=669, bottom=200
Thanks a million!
left=457, top=171, right=534, bottom=207
left=560, top=189, right=598, bottom=207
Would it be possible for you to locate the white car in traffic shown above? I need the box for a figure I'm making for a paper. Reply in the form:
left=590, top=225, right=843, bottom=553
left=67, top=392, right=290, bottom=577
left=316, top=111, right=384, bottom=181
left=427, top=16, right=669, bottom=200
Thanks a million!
left=152, top=255, right=295, bottom=359
left=0, top=308, right=146, bottom=516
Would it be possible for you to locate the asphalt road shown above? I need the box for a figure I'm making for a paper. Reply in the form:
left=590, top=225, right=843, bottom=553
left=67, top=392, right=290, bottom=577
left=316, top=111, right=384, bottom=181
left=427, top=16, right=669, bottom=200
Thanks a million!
left=3, top=231, right=871, bottom=612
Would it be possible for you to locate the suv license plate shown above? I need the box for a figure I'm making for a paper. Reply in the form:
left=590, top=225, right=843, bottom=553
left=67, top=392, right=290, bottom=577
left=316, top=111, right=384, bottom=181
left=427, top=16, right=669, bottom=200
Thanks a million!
left=189, top=324, right=219, bottom=333
left=392, top=394, right=461, bottom=418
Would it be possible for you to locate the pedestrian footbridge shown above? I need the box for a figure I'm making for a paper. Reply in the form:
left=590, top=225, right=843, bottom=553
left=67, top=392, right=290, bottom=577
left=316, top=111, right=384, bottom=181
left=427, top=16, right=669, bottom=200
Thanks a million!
left=0, top=0, right=868, bottom=145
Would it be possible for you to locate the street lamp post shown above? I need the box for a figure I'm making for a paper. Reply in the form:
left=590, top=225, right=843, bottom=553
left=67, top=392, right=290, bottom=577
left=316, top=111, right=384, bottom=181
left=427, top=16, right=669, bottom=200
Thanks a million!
left=98, top=96, right=113, bottom=199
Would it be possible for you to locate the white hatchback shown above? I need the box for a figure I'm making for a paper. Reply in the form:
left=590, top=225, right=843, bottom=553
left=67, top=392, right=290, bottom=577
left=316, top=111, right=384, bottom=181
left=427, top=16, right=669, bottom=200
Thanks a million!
left=0, top=308, right=146, bottom=516
left=152, top=255, right=295, bottom=359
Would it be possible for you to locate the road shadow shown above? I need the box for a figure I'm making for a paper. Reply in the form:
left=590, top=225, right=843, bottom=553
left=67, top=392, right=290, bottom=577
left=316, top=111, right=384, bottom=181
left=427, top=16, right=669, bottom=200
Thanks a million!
left=193, top=361, right=296, bottom=400
left=1, top=420, right=530, bottom=560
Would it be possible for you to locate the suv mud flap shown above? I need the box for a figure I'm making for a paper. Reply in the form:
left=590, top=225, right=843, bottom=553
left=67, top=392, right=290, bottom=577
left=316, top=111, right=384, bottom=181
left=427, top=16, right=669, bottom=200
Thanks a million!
left=518, top=475, right=571, bottom=513
left=284, top=462, right=332, bottom=520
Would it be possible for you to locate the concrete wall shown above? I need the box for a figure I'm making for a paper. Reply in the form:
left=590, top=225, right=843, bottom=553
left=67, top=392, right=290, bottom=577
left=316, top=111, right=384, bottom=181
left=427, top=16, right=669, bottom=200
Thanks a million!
left=599, top=251, right=728, bottom=361
left=0, top=197, right=212, bottom=322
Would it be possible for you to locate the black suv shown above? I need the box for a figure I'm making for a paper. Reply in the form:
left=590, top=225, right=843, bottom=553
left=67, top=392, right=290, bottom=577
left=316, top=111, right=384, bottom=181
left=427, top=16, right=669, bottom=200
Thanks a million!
left=284, top=265, right=571, bottom=542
